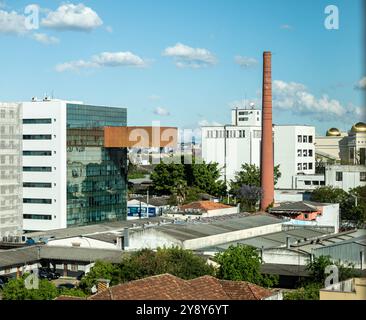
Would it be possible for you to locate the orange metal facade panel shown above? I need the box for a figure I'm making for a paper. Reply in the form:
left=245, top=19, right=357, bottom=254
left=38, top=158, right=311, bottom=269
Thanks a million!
left=104, top=126, right=178, bottom=148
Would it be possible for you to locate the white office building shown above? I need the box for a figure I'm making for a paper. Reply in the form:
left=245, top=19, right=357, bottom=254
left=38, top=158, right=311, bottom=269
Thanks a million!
left=202, top=107, right=262, bottom=183
left=22, top=98, right=128, bottom=232
left=274, top=125, right=317, bottom=189
left=0, top=103, right=23, bottom=239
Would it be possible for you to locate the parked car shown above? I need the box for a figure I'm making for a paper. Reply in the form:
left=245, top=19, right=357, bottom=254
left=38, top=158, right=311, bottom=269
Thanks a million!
left=38, top=268, right=61, bottom=280
left=76, top=272, right=85, bottom=281
left=0, top=276, right=10, bottom=289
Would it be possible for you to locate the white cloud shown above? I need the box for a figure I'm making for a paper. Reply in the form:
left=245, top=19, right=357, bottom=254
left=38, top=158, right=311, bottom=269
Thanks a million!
left=234, top=56, right=258, bottom=68
left=0, top=1, right=7, bottom=9
left=0, top=9, right=28, bottom=35
left=93, top=52, right=146, bottom=67
left=55, top=51, right=147, bottom=72
left=272, top=80, right=360, bottom=121
left=41, top=3, right=103, bottom=31
left=198, top=120, right=222, bottom=127
left=32, top=32, right=59, bottom=45
left=163, top=43, right=217, bottom=68
left=153, top=107, right=170, bottom=116
left=355, top=77, right=366, bottom=90
left=280, top=24, right=293, bottom=30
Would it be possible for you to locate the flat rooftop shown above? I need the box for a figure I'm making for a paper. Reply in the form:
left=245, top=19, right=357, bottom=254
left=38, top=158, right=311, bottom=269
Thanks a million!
left=198, top=227, right=331, bottom=252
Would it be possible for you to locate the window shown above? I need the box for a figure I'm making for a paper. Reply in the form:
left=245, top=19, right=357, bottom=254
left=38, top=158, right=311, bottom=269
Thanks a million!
left=312, top=181, right=320, bottom=186
left=23, top=214, right=52, bottom=220
left=304, top=214, right=309, bottom=219
left=23, top=198, right=52, bottom=204
left=309, top=149, right=313, bottom=157
left=23, top=118, right=52, bottom=124
left=23, top=167, right=52, bottom=172
left=297, top=150, right=302, bottom=157
left=303, top=136, right=308, bottom=143
left=303, top=150, right=308, bottom=157
left=309, top=163, right=313, bottom=170
left=360, top=172, right=366, bottom=182
left=336, top=172, right=343, bottom=182
left=297, top=163, right=302, bottom=171
left=309, top=136, right=313, bottom=143
left=320, top=181, right=325, bottom=185
left=23, top=135, right=52, bottom=140
left=238, top=111, right=248, bottom=116
left=23, top=151, right=52, bottom=156
left=23, top=182, right=52, bottom=188
left=304, top=181, right=311, bottom=186
left=239, top=117, right=249, bottom=121
left=303, top=163, right=308, bottom=170
left=298, top=135, right=302, bottom=143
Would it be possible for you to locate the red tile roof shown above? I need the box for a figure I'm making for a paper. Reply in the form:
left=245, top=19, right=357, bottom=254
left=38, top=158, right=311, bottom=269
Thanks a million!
left=180, top=201, right=233, bottom=212
left=87, top=274, right=274, bottom=300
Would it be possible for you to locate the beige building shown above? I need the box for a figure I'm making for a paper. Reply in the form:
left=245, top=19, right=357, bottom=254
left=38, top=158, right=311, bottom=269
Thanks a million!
left=315, top=123, right=366, bottom=165
left=320, top=278, right=366, bottom=300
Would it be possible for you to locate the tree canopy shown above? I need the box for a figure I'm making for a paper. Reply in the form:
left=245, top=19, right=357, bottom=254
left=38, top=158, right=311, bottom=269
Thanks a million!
left=214, top=244, right=278, bottom=287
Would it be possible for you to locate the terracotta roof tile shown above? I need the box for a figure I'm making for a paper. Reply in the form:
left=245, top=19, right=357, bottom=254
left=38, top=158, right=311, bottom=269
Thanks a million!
left=180, top=201, right=233, bottom=212
left=88, top=274, right=274, bottom=300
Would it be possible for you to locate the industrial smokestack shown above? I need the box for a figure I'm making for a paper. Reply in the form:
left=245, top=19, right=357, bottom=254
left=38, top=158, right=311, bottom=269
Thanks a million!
left=260, top=51, right=274, bottom=211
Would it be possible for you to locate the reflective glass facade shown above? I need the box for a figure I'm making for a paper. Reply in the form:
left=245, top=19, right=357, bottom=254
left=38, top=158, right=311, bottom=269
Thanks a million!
left=66, top=104, right=127, bottom=227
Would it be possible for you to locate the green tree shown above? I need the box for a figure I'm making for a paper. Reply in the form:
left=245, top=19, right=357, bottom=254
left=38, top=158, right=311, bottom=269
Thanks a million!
left=311, top=186, right=364, bottom=223
left=215, top=244, right=278, bottom=287
left=186, top=160, right=226, bottom=197
left=79, top=260, right=122, bottom=292
left=80, top=248, right=215, bottom=293
left=2, top=275, right=58, bottom=300
left=150, top=162, right=186, bottom=195
left=284, top=283, right=321, bottom=300
left=230, top=164, right=281, bottom=194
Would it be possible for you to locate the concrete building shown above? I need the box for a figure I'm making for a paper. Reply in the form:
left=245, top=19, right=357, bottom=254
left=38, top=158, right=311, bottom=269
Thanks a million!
left=201, top=106, right=262, bottom=183
left=320, top=278, right=366, bottom=300
left=0, top=103, right=23, bottom=239
left=22, top=99, right=128, bottom=232
left=274, top=125, right=316, bottom=190
left=315, top=123, right=366, bottom=166
left=269, top=201, right=340, bottom=233
left=325, top=164, right=366, bottom=191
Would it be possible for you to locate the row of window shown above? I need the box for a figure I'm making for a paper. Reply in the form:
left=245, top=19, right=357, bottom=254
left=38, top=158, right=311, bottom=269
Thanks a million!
left=206, top=130, right=246, bottom=139
left=23, top=214, right=52, bottom=220
left=336, top=172, right=366, bottom=182
left=23, top=135, right=52, bottom=140
left=23, top=151, right=52, bottom=156
left=297, top=149, right=314, bottom=157
left=297, top=135, right=313, bottom=143
left=23, top=182, right=52, bottom=188
left=297, top=163, right=314, bottom=171
left=304, top=181, right=326, bottom=186
left=23, top=198, right=52, bottom=204
left=23, top=118, right=52, bottom=124
left=23, top=166, right=52, bottom=172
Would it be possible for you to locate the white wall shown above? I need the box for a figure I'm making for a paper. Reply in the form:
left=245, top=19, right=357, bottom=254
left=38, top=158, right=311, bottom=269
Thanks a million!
left=275, top=126, right=316, bottom=189
left=325, top=165, right=366, bottom=191
left=22, top=100, right=67, bottom=231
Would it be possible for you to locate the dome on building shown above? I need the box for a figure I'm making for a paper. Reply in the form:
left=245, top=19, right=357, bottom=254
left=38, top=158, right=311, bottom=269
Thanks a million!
left=326, top=127, right=341, bottom=136
left=351, top=122, right=366, bottom=133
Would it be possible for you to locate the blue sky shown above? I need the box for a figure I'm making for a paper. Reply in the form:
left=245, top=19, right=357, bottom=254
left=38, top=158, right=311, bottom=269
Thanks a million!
left=0, top=0, right=364, bottom=136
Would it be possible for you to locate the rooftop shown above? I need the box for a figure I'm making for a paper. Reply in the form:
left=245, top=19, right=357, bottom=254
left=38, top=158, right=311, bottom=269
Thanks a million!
left=180, top=201, right=233, bottom=212
left=0, top=245, right=123, bottom=268
left=88, top=274, right=275, bottom=300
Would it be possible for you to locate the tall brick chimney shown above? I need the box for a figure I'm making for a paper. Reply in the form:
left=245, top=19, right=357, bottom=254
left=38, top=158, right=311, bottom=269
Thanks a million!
left=260, top=51, right=274, bottom=211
